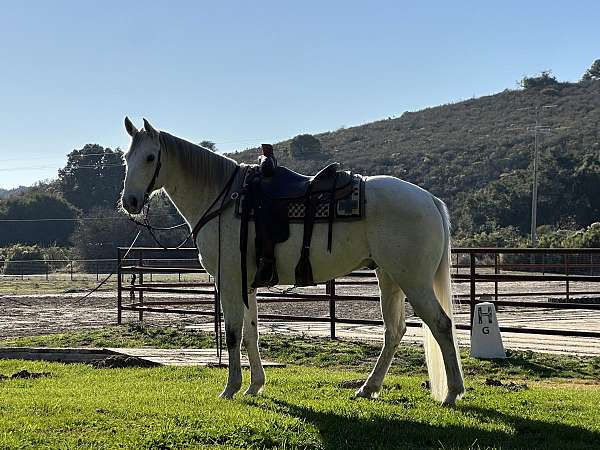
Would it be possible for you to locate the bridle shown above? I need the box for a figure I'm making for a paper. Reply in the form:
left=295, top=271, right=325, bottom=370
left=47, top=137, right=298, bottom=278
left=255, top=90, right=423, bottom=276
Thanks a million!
left=143, top=141, right=163, bottom=203
left=128, top=133, right=242, bottom=249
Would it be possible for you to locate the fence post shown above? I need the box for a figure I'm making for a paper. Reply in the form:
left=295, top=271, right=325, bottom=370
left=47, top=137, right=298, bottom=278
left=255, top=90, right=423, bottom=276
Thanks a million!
left=70, top=260, right=73, bottom=281
left=117, top=249, right=122, bottom=325
left=327, top=279, right=336, bottom=339
left=565, top=254, right=570, bottom=302
left=469, top=252, right=476, bottom=335
left=46, top=262, right=49, bottom=281
left=96, top=261, right=99, bottom=282
left=138, top=250, right=144, bottom=322
left=494, top=252, right=498, bottom=302
left=542, top=253, right=546, bottom=276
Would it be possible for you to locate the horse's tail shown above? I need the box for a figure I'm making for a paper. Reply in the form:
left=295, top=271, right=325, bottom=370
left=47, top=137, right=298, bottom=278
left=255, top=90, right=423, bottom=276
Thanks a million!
left=424, top=196, right=464, bottom=402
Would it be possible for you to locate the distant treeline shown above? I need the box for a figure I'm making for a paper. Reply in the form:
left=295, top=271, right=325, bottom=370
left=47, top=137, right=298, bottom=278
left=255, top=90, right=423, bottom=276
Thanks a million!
left=1, top=63, right=600, bottom=264
left=0, top=144, right=190, bottom=269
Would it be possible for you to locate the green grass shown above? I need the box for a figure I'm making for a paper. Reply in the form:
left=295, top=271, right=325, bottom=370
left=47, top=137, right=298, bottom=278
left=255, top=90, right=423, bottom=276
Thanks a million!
left=2, top=326, right=600, bottom=448
left=0, top=278, right=117, bottom=295
left=1, top=324, right=214, bottom=350
left=4, top=325, right=600, bottom=381
left=0, top=273, right=208, bottom=295
left=0, top=359, right=598, bottom=449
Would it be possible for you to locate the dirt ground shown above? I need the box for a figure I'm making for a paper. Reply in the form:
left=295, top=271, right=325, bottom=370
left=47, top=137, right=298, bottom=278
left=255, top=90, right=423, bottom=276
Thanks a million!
left=1, top=274, right=600, bottom=340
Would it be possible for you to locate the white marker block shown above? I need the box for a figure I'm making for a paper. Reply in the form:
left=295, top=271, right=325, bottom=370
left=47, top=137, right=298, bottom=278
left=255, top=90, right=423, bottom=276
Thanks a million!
left=470, top=302, right=506, bottom=359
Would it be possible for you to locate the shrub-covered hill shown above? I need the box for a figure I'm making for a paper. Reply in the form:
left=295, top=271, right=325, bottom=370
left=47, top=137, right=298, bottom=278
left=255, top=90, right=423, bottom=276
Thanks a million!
left=229, top=80, right=600, bottom=237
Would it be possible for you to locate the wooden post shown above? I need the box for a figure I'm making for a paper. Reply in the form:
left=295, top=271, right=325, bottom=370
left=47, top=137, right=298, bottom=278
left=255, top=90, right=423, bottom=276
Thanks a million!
left=117, top=249, right=122, bottom=325
left=327, top=279, right=336, bottom=339
left=469, top=252, right=476, bottom=335
left=70, top=260, right=73, bottom=281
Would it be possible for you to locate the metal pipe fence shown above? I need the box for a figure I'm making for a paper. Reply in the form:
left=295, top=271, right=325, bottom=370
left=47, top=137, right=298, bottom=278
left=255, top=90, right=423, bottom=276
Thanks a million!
left=116, top=247, right=600, bottom=340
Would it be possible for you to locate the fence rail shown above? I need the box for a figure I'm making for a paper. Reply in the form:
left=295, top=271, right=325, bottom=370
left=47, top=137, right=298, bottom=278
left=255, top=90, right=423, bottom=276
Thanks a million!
left=114, top=247, right=600, bottom=340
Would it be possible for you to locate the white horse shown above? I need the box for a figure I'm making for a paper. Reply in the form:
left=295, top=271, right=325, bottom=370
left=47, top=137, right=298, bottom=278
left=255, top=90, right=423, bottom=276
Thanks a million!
left=121, top=118, right=465, bottom=405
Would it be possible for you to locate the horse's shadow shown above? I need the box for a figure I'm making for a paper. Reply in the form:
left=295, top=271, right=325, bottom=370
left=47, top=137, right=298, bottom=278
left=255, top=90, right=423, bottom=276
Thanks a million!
left=258, top=398, right=599, bottom=450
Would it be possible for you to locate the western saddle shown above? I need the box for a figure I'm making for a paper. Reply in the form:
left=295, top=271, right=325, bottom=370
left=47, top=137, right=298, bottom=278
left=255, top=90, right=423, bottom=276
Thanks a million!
left=238, top=144, right=354, bottom=306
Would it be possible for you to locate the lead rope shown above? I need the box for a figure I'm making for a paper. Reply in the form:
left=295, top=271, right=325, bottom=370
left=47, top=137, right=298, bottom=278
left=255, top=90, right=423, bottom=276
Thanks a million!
left=215, top=179, right=227, bottom=365
left=66, top=226, right=143, bottom=306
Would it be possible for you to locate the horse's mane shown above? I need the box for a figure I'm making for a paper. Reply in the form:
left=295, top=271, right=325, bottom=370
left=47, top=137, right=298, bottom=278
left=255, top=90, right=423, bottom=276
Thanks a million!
left=159, top=132, right=238, bottom=187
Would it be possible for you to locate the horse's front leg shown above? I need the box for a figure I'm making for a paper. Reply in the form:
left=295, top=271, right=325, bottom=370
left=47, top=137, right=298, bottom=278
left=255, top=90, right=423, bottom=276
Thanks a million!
left=243, top=289, right=265, bottom=395
left=218, top=279, right=245, bottom=399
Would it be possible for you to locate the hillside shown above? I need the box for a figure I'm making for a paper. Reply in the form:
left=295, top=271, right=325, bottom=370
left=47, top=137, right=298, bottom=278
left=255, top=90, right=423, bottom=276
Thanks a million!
left=230, top=80, right=600, bottom=238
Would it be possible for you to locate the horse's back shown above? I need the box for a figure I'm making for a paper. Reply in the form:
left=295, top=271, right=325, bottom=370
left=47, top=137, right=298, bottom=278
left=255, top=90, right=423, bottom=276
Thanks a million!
left=363, top=175, right=446, bottom=281
left=364, top=175, right=441, bottom=219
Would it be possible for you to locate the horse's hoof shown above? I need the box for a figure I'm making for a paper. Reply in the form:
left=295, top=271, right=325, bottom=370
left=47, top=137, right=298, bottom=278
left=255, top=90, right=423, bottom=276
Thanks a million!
left=355, top=386, right=379, bottom=399
left=441, top=393, right=458, bottom=407
left=244, top=384, right=263, bottom=396
left=441, top=385, right=464, bottom=406
left=219, top=388, right=237, bottom=399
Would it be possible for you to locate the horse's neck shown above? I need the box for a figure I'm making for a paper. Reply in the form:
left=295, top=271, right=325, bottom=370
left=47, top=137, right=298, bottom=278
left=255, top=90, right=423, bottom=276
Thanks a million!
left=160, top=142, right=237, bottom=229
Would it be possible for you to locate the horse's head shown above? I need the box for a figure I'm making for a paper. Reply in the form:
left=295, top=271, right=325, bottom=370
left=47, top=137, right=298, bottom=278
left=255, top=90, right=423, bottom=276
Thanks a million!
left=121, top=117, right=162, bottom=214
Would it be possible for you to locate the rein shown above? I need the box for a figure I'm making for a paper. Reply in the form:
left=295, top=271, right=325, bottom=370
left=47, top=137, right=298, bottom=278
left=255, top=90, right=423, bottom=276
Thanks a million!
left=128, top=162, right=241, bottom=250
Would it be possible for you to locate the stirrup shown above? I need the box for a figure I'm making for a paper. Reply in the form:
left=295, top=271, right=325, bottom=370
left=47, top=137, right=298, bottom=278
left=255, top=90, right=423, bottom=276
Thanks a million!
left=252, top=257, right=278, bottom=288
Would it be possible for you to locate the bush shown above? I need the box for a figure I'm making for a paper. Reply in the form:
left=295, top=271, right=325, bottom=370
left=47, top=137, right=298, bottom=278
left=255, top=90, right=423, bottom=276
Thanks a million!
left=520, top=70, right=558, bottom=89
left=2, top=245, right=46, bottom=275
left=538, top=223, right=600, bottom=248
left=454, top=226, right=527, bottom=248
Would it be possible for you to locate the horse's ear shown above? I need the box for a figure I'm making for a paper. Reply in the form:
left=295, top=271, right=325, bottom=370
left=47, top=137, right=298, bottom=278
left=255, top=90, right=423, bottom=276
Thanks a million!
left=143, top=118, right=158, bottom=139
left=124, top=116, right=138, bottom=137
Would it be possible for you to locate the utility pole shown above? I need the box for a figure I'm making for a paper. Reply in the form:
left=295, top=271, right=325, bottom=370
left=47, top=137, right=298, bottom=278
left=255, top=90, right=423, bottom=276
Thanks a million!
left=510, top=104, right=558, bottom=247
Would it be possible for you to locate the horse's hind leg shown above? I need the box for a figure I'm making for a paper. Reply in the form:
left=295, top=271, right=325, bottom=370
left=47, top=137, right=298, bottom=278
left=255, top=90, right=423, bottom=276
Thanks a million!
left=356, top=268, right=406, bottom=399
left=405, top=286, right=464, bottom=406
left=243, top=290, right=265, bottom=395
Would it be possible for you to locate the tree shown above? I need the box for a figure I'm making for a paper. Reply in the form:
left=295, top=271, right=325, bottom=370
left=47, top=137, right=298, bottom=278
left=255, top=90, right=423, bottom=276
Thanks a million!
left=58, top=144, right=125, bottom=212
left=582, top=59, right=600, bottom=81
left=199, top=140, right=217, bottom=151
left=289, top=134, right=322, bottom=158
left=71, top=193, right=190, bottom=266
left=0, top=192, right=79, bottom=246
left=519, top=70, right=558, bottom=89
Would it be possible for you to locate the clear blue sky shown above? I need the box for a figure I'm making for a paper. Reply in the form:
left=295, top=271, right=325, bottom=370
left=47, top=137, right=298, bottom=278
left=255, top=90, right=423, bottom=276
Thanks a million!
left=1, top=0, right=598, bottom=188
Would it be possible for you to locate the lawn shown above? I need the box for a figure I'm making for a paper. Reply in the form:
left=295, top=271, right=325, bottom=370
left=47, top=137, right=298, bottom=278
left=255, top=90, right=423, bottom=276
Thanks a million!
left=1, top=326, right=600, bottom=449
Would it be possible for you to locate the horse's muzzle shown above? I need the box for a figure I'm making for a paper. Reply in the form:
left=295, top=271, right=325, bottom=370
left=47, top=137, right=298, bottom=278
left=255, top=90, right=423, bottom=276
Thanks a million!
left=122, top=194, right=143, bottom=214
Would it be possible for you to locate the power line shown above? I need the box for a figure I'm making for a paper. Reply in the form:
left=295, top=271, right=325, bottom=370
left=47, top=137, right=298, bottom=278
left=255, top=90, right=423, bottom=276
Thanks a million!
left=0, top=163, right=126, bottom=172
left=509, top=105, right=564, bottom=247
left=0, top=213, right=183, bottom=223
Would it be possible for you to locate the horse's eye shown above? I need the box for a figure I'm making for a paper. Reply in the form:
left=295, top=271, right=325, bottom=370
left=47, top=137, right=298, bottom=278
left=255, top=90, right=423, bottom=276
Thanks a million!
left=147, top=154, right=155, bottom=163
